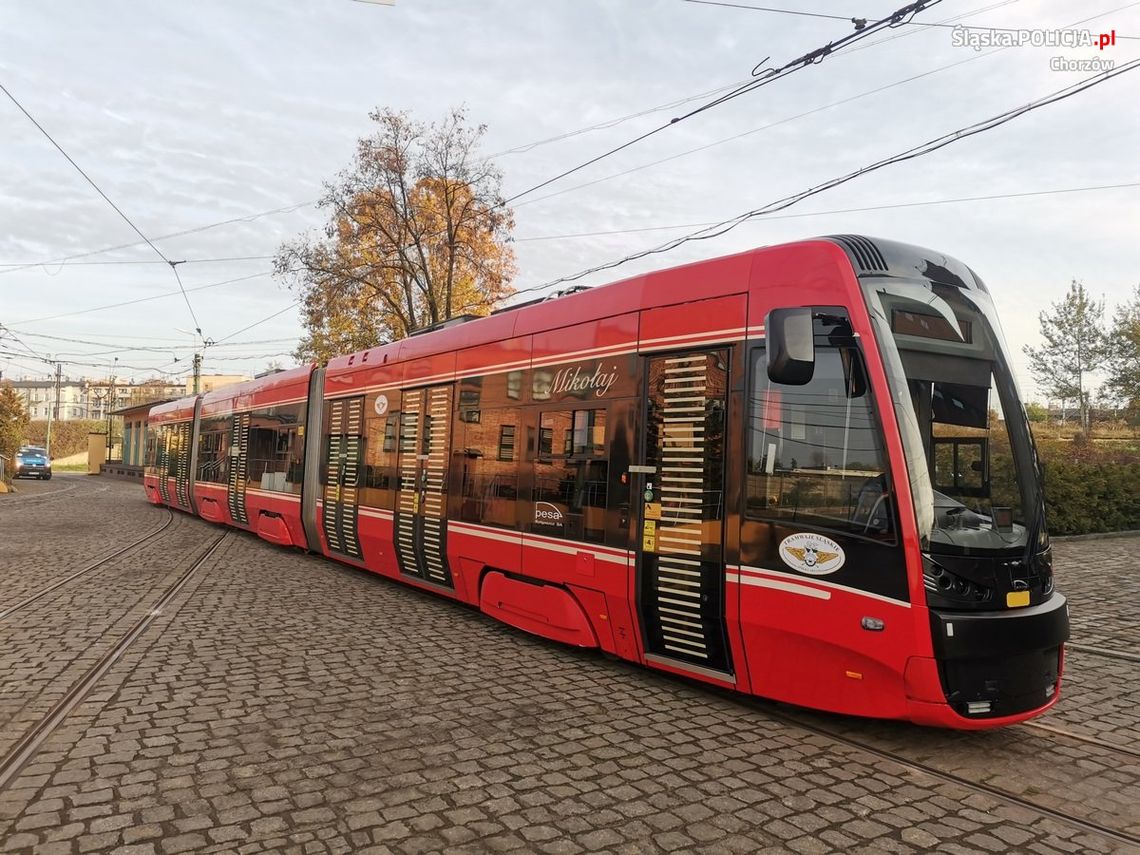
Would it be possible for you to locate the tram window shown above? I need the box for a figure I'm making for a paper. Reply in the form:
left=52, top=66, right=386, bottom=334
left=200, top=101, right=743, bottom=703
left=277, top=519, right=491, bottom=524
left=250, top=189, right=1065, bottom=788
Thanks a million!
left=530, top=409, right=609, bottom=543
left=363, top=411, right=399, bottom=504
left=196, top=416, right=230, bottom=484
left=570, top=409, right=606, bottom=455
left=165, top=427, right=180, bottom=478
left=246, top=403, right=306, bottom=493
left=457, top=408, right=520, bottom=529
left=145, top=426, right=157, bottom=469
left=746, top=344, right=895, bottom=541
left=498, top=425, right=516, bottom=461
left=382, top=415, right=397, bottom=452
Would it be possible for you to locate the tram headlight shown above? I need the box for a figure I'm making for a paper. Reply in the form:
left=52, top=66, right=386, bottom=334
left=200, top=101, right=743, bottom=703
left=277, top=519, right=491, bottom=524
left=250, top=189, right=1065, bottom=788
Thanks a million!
left=923, top=557, right=994, bottom=607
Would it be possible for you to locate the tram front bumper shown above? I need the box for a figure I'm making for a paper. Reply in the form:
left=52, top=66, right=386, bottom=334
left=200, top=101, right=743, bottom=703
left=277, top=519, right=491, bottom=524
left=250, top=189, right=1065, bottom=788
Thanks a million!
left=904, top=594, right=1069, bottom=728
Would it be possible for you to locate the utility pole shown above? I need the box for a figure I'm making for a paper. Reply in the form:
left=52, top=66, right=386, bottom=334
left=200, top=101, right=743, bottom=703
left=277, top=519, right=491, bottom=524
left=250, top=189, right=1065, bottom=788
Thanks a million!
left=46, top=361, right=62, bottom=458
left=106, top=358, right=118, bottom=461
left=192, top=352, right=202, bottom=394
left=53, top=362, right=62, bottom=421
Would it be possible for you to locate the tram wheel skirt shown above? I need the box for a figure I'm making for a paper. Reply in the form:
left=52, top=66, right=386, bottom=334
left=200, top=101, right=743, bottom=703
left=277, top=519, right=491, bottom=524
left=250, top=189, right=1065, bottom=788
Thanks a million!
left=479, top=571, right=599, bottom=648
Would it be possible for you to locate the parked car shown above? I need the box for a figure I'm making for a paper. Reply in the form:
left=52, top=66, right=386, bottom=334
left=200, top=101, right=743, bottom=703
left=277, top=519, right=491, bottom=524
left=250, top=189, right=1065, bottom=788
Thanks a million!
left=15, top=446, right=52, bottom=480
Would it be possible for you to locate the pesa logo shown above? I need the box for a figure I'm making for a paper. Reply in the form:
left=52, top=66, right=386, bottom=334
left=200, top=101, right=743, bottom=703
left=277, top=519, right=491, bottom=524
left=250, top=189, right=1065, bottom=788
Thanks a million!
left=778, top=533, right=846, bottom=576
left=534, top=501, right=564, bottom=524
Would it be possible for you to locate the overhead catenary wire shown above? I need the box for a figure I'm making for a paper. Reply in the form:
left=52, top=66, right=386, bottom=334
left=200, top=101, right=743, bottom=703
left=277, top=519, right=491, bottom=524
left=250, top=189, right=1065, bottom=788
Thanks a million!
left=0, top=201, right=316, bottom=276
left=0, top=0, right=1015, bottom=277
left=246, top=0, right=1119, bottom=263
left=5, top=330, right=300, bottom=350
left=9, top=270, right=293, bottom=326
left=0, top=345, right=294, bottom=379
left=0, top=255, right=274, bottom=269
left=0, top=348, right=182, bottom=376
left=839, top=0, right=1021, bottom=55
left=501, top=0, right=945, bottom=206
left=61, top=178, right=1130, bottom=367
left=0, top=79, right=206, bottom=336
left=212, top=303, right=301, bottom=345
left=0, top=356, right=54, bottom=378
left=188, top=0, right=955, bottom=283
left=512, top=181, right=1140, bottom=242
left=903, top=18, right=1139, bottom=38
left=47, top=342, right=302, bottom=359
left=511, top=1, right=1136, bottom=212
left=513, top=51, right=997, bottom=211
left=8, top=174, right=1134, bottom=365
left=681, top=0, right=862, bottom=24
left=510, top=59, right=1140, bottom=300
left=0, top=324, right=51, bottom=363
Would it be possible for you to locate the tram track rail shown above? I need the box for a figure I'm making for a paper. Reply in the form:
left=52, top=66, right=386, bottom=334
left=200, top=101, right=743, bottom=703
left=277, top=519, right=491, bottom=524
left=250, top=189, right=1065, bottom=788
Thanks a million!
left=0, top=531, right=229, bottom=794
left=1066, top=642, right=1140, bottom=664
left=761, top=705, right=1140, bottom=850
left=1022, top=720, right=1140, bottom=761
left=0, top=508, right=176, bottom=621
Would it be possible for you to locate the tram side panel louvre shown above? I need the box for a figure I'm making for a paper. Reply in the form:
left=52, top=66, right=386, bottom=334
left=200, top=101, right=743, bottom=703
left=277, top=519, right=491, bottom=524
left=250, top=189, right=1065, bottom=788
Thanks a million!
left=639, top=351, right=732, bottom=674
left=393, top=386, right=455, bottom=589
left=421, top=386, right=454, bottom=587
left=322, top=397, right=363, bottom=559
left=394, top=390, right=422, bottom=578
left=227, top=412, right=250, bottom=525
left=322, top=412, right=344, bottom=553
left=341, top=397, right=364, bottom=558
left=176, top=421, right=192, bottom=508
left=156, top=425, right=171, bottom=505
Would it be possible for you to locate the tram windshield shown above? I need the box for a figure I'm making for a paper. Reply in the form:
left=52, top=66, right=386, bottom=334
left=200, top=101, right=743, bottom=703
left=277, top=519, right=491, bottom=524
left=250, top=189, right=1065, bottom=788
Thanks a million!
left=862, top=278, right=1045, bottom=556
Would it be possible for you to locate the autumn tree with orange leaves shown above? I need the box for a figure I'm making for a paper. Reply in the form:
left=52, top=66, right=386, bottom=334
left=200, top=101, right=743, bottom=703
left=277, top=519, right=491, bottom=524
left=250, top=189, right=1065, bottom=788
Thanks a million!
left=276, top=107, right=515, bottom=362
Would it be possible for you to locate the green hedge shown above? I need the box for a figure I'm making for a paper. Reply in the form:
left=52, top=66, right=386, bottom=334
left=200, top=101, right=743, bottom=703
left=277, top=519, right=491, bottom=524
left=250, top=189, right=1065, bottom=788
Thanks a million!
left=25, top=420, right=105, bottom=458
left=1038, top=439, right=1140, bottom=536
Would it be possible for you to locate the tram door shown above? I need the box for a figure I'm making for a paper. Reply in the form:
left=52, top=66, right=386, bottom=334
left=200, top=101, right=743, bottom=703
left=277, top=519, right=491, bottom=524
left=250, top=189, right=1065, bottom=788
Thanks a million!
left=635, top=350, right=733, bottom=676
left=322, top=396, right=364, bottom=559
left=227, top=412, right=250, bottom=525
left=394, top=385, right=455, bottom=588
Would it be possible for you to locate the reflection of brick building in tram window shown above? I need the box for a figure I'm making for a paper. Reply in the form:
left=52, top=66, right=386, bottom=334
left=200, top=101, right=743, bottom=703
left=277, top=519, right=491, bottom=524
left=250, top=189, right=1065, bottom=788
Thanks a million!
left=532, top=409, right=608, bottom=544
left=457, top=406, right=521, bottom=529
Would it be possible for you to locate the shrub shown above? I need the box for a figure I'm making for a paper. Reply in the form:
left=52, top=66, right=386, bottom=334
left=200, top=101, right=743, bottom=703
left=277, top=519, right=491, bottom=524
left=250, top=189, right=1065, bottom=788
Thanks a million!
left=1038, top=437, right=1140, bottom=535
left=1, top=383, right=30, bottom=484
left=24, top=420, right=106, bottom=458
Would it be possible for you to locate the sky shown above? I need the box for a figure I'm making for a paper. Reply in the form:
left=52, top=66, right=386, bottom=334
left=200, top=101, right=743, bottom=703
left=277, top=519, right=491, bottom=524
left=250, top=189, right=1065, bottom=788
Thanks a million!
left=0, top=0, right=1137, bottom=401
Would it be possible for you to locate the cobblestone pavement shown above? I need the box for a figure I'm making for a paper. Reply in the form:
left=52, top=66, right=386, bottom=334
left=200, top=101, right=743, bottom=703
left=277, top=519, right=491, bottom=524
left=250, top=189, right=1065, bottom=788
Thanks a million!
left=0, top=478, right=1137, bottom=854
left=1054, top=538, right=1140, bottom=651
left=1039, top=649, right=1140, bottom=750
left=0, top=512, right=218, bottom=760
left=0, top=475, right=164, bottom=608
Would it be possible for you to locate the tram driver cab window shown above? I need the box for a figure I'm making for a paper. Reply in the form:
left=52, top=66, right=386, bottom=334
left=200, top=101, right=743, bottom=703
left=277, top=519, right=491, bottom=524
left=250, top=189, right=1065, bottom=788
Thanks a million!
left=746, top=312, right=895, bottom=541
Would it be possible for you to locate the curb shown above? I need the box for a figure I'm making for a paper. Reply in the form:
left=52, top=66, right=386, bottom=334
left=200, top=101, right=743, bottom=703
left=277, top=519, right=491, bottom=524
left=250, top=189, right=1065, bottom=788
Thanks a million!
left=1053, top=529, right=1140, bottom=542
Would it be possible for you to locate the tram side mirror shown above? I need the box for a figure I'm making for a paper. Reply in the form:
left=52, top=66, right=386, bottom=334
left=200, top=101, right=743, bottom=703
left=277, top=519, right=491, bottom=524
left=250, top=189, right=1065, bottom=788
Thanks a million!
left=767, top=308, right=815, bottom=385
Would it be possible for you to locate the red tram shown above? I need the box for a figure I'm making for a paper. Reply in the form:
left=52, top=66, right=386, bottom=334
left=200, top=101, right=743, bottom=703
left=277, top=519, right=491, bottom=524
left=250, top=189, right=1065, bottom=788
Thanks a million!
left=144, top=235, right=1069, bottom=728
